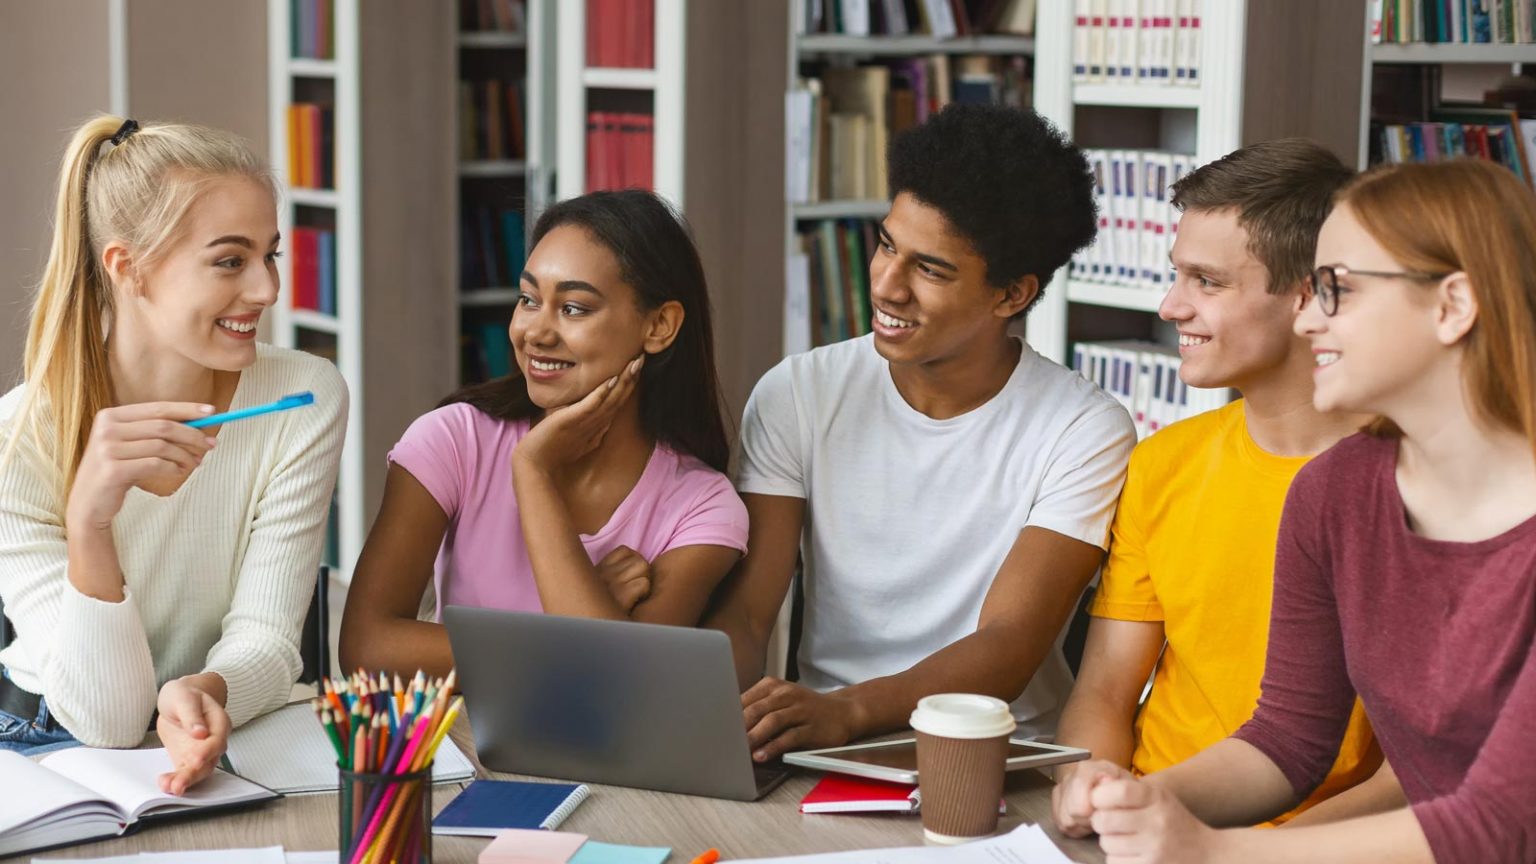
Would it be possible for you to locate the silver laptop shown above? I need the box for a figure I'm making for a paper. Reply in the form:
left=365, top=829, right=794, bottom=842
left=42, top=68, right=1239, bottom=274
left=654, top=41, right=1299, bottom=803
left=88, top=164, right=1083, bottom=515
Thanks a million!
left=444, top=606, right=791, bottom=801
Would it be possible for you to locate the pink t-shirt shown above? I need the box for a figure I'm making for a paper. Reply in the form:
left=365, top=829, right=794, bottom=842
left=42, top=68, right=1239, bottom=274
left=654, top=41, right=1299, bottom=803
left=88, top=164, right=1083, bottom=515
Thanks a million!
left=387, top=402, right=748, bottom=615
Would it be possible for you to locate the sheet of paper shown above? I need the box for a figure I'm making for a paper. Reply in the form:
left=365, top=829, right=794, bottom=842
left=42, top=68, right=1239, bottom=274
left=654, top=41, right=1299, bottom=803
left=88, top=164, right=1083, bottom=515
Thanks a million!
left=37, top=848, right=287, bottom=864
left=567, top=840, right=671, bottom=864
left=731, top=823, right=1075, bottom=864
left=225, top=702, right=474, bottom=794
left=283, top=854, right=339, bottom=864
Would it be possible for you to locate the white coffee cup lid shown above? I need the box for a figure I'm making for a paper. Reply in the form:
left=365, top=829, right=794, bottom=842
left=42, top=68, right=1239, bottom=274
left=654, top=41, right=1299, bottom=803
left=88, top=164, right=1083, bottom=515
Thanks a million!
left=909, top=694, right=1017, bottom=739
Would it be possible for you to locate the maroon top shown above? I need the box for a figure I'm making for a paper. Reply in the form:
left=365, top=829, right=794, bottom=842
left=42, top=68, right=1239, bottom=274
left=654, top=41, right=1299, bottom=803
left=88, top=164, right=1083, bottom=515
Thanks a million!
left=1233, top=432, right=1536, bottom=863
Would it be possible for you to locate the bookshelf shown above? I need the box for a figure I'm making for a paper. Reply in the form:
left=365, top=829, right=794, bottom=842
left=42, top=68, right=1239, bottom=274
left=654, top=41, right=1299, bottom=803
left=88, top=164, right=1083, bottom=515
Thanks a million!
left=782, top=2, right=1038, bottom=355
left=1025, top=0, right=1368, bottom=370
left=268, top=0, right=457, bottom=582
left=456, top=0, right=555, bottom=384
left=555, top=0, right=687, bottom=205
left=1356, top=10, right=1533, bottom=171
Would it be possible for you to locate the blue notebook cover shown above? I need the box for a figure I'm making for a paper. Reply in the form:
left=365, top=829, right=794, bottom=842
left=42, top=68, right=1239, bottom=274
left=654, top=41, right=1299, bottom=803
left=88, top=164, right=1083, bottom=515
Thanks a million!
left=431, top=779, right=591, bottom=836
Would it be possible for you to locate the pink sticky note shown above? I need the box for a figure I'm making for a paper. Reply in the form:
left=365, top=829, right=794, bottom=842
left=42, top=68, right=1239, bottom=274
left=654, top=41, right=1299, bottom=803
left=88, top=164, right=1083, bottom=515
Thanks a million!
left=479, top=828, right=591, bottom=864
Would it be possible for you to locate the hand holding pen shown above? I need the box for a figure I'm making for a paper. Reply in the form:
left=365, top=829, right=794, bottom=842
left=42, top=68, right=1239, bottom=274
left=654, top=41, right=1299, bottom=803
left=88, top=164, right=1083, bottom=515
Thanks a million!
left=65, top=391, right=316, bottom=532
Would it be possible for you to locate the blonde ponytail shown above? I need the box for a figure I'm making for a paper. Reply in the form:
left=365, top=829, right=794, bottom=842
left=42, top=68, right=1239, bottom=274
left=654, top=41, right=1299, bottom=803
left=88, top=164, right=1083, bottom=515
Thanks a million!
left=1, top=116, right=273, bottom=502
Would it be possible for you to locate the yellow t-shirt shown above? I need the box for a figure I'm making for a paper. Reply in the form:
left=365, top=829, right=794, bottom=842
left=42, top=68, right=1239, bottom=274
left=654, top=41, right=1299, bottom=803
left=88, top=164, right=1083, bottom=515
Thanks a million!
left=1089, top=400, right=1380, bottom=821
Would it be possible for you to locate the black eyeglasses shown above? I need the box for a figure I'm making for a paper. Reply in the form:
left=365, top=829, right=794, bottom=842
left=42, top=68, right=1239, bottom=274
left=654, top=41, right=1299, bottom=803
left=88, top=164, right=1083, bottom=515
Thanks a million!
left=1304, top=265, right=1452, bottom=316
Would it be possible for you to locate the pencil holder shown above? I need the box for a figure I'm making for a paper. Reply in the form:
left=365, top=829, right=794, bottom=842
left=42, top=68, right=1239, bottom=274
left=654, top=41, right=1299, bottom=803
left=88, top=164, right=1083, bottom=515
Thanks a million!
left=339, top=762, right=434, bottom=864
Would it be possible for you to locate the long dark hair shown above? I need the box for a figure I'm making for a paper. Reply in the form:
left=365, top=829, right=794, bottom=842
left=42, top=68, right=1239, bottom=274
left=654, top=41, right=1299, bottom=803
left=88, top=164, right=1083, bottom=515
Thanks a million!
left=441, top=189, right=730, bottom=473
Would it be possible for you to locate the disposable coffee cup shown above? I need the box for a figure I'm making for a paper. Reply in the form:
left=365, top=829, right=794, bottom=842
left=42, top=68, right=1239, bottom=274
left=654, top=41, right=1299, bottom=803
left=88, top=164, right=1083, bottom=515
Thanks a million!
left=910, top=694, right=1016, bottom=845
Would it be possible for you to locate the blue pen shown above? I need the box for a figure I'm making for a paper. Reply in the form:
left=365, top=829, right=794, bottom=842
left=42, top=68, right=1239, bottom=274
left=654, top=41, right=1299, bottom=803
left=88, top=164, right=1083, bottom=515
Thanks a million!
left=185, top=391, right=314, bottom=429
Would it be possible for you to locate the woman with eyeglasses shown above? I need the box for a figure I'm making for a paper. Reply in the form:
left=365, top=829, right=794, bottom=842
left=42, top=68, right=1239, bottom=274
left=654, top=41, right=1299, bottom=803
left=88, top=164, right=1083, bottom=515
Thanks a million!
left=1058, top=158, right=1536, bottom=863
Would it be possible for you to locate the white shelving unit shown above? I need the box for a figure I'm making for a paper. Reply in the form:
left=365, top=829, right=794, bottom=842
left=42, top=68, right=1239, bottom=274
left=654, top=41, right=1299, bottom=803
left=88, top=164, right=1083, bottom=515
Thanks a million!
left=455, top=0, right=555, bottom=383
left=555, top=0, right=687, bottom=207
left=267, top=0, right=364, bottom=577
left=1026, top=0, right=1247, bottom=365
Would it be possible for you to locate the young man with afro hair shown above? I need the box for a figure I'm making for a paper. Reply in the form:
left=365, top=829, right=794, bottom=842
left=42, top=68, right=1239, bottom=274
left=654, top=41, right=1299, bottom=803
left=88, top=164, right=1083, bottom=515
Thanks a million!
left=707, top=103, right=1136, bottom=761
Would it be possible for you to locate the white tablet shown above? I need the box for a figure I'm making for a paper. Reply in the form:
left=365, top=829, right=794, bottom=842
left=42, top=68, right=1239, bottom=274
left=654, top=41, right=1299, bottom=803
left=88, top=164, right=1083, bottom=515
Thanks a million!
left=783, top=738, right=1090, bottom=784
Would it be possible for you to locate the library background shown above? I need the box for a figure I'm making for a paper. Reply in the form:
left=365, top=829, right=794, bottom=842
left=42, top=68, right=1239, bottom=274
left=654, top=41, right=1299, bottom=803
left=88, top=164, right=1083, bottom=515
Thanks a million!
left=1, top=0, right=1533, bottom=584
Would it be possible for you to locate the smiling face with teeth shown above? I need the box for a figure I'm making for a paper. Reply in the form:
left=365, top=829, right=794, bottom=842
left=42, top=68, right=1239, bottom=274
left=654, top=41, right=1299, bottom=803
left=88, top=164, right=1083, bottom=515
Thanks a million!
left=867, top=193, right=1034, bottom=378
left=510, top=225, right=679, bottom=410
left=1297, top=204, right=1452, bottom=417
left=106, top=174, right=280, bottom=375
left=1160, top=208, right=1313, bottom=394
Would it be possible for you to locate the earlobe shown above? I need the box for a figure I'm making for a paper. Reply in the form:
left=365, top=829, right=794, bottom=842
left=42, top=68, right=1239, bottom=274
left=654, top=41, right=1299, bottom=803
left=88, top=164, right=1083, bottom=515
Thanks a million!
left=643, top=300, right=686, bottom=355
left=1435, top=272, right=1478, bottom=345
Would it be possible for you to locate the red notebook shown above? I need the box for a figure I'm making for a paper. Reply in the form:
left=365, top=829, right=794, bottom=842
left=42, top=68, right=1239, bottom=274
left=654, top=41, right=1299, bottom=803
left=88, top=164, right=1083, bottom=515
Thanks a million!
left=799, top=774, right=1011, bottom=815
left=799, top=775, right=919, bottom=814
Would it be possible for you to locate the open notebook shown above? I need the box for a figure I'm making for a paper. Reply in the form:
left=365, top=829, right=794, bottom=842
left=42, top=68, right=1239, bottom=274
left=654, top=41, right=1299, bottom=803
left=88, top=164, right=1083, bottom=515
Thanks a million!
left=0, top=747, right=276, bottom=858
left=225, top=701, right=476, bottom=794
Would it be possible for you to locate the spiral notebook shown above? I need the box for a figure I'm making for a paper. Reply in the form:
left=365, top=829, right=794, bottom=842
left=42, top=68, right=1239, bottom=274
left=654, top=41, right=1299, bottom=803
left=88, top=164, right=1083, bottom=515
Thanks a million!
left=431, top=780, right=591, bottom=836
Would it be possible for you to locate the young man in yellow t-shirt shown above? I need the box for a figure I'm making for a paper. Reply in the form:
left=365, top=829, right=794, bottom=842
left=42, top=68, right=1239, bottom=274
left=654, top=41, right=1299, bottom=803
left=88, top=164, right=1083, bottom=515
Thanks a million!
left=1052, top=139, right=1401, bottom=835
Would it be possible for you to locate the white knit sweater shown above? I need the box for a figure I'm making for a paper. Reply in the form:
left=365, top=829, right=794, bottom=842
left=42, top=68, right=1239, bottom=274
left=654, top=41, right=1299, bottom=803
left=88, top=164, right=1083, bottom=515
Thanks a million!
left=0, top=344, right=347, bottom=747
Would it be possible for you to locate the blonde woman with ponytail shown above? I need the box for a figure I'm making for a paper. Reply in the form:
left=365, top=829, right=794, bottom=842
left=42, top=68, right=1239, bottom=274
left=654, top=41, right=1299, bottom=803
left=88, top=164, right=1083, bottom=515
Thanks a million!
left=0, top=117, right=346, bottom=793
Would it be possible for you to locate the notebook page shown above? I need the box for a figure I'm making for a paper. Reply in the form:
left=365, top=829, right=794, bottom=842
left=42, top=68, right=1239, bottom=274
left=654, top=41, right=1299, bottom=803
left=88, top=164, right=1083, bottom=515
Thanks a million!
left=40, top=747, right=269, bottom=821
left=226, top=702, right=475, bottom=794
left=0, top=751, right=104, bottom=834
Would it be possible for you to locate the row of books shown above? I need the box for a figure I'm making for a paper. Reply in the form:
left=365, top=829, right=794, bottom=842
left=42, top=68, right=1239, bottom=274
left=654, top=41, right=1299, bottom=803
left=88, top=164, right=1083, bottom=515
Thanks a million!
left=459, top=78, right=527, bottom=162
left=586, top=0, right=654, bottom=69
left=461, top=206, right=527, bottom=291
left=290, top=0, right=333, bottom=60
left=786, top=56, right=1030, bottom=203
left=798, top=0, right=1037, bottom=37
left=460, top=0, right=526, bottom=34
left=1073, top=340, right=1230, bottom=439
left=285, top=103, right=335, bottom=190
left=1072, top=0, right=1203, bottom=86
left=585, top=112, right=655, bottom=193
left=290, top=226, right=337, bottom=316
left=1069, top=149, right=1197, bottom=295
left=1372, top=0, right=1536, bottom=43
left=1374, top=113, right=1536, bottom=187
left=462, top=323, right=514, bottom=382
left=790, top=218, right=880, bottom=349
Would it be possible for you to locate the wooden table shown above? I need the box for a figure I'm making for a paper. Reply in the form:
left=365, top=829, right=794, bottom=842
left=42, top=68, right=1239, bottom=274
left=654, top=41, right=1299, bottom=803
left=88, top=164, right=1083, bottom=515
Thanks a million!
left=21, top=724, right=1105, bottom=863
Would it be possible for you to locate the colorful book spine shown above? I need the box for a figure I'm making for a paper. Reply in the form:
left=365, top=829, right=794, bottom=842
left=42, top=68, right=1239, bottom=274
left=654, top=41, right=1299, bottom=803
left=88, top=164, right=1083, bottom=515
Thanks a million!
left=586, top=0, right=655, bottom=68
left=1073, top=340, right=1231, bottom=439
left=584, top=112, right=655, bottom=193
left=291, top=0, right=334, bottom=60
left=287, top=103, right=335, bottom=190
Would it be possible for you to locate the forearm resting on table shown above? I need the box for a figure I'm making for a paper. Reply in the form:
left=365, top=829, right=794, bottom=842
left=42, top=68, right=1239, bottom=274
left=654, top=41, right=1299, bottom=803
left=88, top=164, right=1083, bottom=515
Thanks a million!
left=1052, top=692, right=1139, bottom=781
left=1219, top=807, right=1433, bottom=863
left=1052, top=616, right=1165, bottom=778
left=339, top=614, right=455, bottom=679
left=841, top=624, right=1039, bottom=739
left=1282, top=759, right=1404, bottom=827
left=1148, top=738, right=1300, bottom=826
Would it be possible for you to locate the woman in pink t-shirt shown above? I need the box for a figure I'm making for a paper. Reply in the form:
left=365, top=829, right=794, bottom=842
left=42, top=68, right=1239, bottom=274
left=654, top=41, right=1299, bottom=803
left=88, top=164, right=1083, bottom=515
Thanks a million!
left=339, top=190, right=748, bottom=677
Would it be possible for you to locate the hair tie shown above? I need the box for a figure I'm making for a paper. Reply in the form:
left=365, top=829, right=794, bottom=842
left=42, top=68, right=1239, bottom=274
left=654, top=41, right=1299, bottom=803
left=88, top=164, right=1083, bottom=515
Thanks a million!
left=109, top=119, right=140, bottom=146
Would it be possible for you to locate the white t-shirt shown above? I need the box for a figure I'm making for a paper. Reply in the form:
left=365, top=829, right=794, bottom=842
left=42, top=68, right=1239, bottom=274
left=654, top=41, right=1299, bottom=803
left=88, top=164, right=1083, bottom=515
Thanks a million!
left=737, top=335, right=1135, bottom=737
